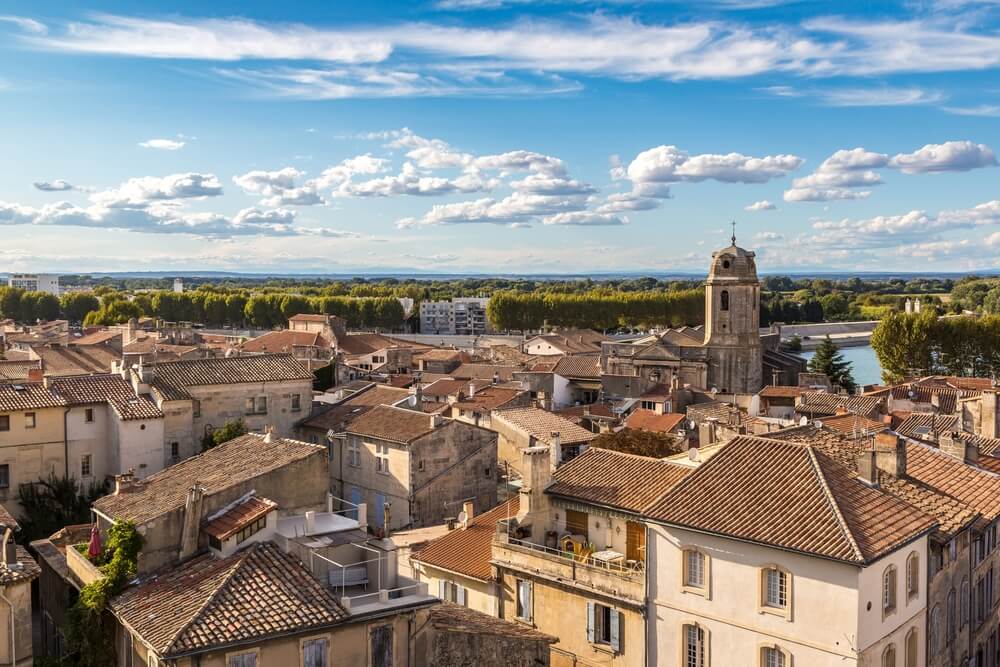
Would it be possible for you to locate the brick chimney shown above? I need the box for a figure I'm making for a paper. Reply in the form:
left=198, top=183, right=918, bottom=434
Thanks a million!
left=27, top=367, right=43, bottom=383
left=461, top=500, right=475, bottom=529
left=515, top=445, right=554, bottom=533
left=874, top=432, right=907, bottom=478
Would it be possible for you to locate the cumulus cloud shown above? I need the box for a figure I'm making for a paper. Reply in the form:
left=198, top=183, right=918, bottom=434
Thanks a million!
left=890, top=141, right=998, bottom=173
left=91, top=173, right=223, bottom=208
left=627, top=145, right=803, bottom=185
left=397, top=191, right=589, bottom=227
left=33, top=179, right=77, bottom=192
left=745, top=200, right=776, bottom=211
left=542, top=211, right=628, bottom=226
left=233, top=156, right=389, bottom=206
left=139, top=138, right=185, bottom=150
left=336, top=162, right=499, bottom=197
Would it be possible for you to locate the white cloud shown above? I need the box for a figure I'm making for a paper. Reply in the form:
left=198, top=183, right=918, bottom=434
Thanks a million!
left=33, top=179, right=77, bottom=192
left=626, top=145, right=803, bottom=184
left=139, top=138, right=186, bottom=151
left=542, top=211, right=628, bottom=226
left=509, top=174, right=596, bottom=195
left=745, top=200, right=776, bottom=211
left=336, top=162, right=498, bottom=197
left=233, top=167, right=304, bottom=197
left=783, top=187, right=872, bottom=202
left=0, top=15, right=46, bottom=34
left=91, top=173, right=223, bottom=208
left=233, top=156, right=390, bottom=206
left=943, top=104, right=1000, bottom=117
left=890, top=140, right=998, bottom=173
left=398, top=191, right=589, bottom=227
left=817, top=87, right=944, bottom=107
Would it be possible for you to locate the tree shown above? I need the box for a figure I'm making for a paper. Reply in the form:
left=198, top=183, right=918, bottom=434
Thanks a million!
left=785, top=335, right=802, bottom=352
left=61, top=292, right=101, bottom=323
left=17, top=473, right=108, bottom=543
left=871, top=311, right=937, bottom=383
left=202, top=418, right=247, bottom=451
left=808, top=336, right=857, bottom=392
left=590, top=429, right=685, bottom=458
left=985, top=286, right=1000, bottom=315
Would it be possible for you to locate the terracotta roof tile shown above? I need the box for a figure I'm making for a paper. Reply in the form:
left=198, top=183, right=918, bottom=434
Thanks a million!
left=342, top=385, right=411, bottom=407
left=345, top=404, right=439, bottom=444
left=241, top=330, right=330, bottom=354
left=548, top=447, right=690, bottom=514
left=896, top=413, right=961, bottom=441
left=797, top=393, right=885, bottom=417
left=49, top=374, right=163, bottom=421
left=0, top=383, right=64, bottom=411
left=625, top=410, right=685, bottom=434
left=152, top=354, right=312, bottom=390
left=552, top=355, right=601, bottom=379
left=646, top=435, right=937, bottom=564
left=0, top=546, right=40, bottom=586
left=426, top=602, right=556, bottom=643
left=759, top=385, right=804, bottom=399
left=110, top=542, right=348, bottom=657
left=450, top=364, right=520, bottom=382
left=203, top=496, right=278, bottom=540
left=816, top=413, right=888, bottom=436
left=31, top=344, right=120, bottom=376
left=413, top=498, right=518, bottom=581
left=492, top=407, right=597, bottom=446
left=451, top=387, right=525, bottom=412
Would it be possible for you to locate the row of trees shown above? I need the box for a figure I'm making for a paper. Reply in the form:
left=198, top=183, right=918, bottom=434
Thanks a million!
left=486, top=289, right=705, bottom=331
left=871, top=312, right=1000, bottom=382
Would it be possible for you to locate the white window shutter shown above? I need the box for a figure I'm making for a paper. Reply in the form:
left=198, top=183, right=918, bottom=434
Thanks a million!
left=526, top=581, right=533, bottom=621
left=586, top=602, right=596, bottom=643
left=457, top=586, right=467, bottom=606
left=611, top=610, right=623, bottom=654
left=439, top=580, right=446, bottom=600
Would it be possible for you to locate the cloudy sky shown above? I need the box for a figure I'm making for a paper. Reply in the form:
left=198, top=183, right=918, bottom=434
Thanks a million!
left=2, top=1, right=1000, bottom=275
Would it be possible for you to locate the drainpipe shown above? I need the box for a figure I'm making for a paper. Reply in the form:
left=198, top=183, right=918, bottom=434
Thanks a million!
left=63, top=407, right=71, bottom=478
left=0, top=588, right=15, bottom=666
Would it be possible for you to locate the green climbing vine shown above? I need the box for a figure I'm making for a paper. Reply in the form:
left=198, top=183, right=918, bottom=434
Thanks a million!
left=64, top=520, right=143, bottom=667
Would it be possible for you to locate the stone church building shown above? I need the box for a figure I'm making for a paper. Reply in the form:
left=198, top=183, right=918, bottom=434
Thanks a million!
left=600, top=237, right=802, bottom=396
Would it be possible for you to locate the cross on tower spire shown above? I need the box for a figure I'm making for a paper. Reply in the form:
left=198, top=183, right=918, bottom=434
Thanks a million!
left=731, top=220, right=737, bottom=246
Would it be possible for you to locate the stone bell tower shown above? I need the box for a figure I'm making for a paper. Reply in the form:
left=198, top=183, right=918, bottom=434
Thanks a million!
left=702, top=227, right=762, bottom=393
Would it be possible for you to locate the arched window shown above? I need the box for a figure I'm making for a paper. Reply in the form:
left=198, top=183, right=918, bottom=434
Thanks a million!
left=905, top=627, right=918, bottom=667
left=882, top=643, right=896, bottom=667
left=961, top=578, right=970, bottom=627
left=906, top=552, right=919, bottom=600
left=760, top=644, right=790, bottom=667
left=930, top=605, right=942, bottom=655
left=947, top=588, right=956, bottom=642
left=720, top=290, right=730, bottom=311
left=883, top=565, right=897, bottom=617
left=682, top=623, right=707, bottom=667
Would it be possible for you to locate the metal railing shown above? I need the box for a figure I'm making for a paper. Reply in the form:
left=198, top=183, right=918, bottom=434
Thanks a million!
left=498, top=527, right=644, bottom=575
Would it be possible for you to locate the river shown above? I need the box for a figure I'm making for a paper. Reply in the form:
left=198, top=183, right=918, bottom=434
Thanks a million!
left=800, top=345, right=883, bottom=387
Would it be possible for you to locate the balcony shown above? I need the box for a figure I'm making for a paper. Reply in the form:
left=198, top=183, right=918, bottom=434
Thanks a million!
left=492, top=525, right=645, bottom=605
left=66, top=544, right=104, bottom=586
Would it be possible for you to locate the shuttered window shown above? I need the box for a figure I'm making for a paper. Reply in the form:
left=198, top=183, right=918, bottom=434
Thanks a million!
left=302, top=638, right=328, bottom=667
left=371, top=625, right=393, bottom=667
left=565, top=509, right=589, bottom=540
left=587, top=602, right=623, bottom=653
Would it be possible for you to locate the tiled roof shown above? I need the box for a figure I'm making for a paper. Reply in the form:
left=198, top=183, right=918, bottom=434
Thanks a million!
left=553, top=403, right=618, bottom=420
left=0, top=382, right=64, bottom=411
left=31, top=344, right=120, bottom=376
left=553, top=355, right=601, bottom=379
left=896, top=413, right=961, bottom=441
left=450, top=364, right=520, bottom=382
left=345, top=405, right=439, bottom=444
left=152, top=354, right=312, bottom=389
left=241, top=329, right=330, bottom=354
left=0, top=360, right=38, bottom=381
left=413, top=349, right=464, bottom=362
left=904, top=440, right=1000, bottom=520
left=70, top=329, right=122, bottom=346
left=759, top=385, right=804, bottom=399
left=110, top=542, right=348, bottom=657
left=526, top=329, right=607, bottom=355
left=0, top=503, right=18, bottom=530
left=421, top=378, right=489, bottom=398
left=451, top=387, right=525, bottom=412
left=639, top=383, right=673, bottom=400
left=686, top=401, right=752, bottom=428
left=289, top=313, right=334, bottom=322
left=548, top=448, right=690, bottom=514
left=426, top=602, right=556, bottom=643
left=816, top=413, right=888, bottom=436
left=625, top=410, right=686, bottom=434
left=796, top=393, right=885, bottom=417
left=203, top=496, right=277, bottom=540
left=766, top=426, right=978, bottom=537
left=0, top=546, right=41, bottom=586
left=413, top=497, right=518, bottom=581
left=93, top=433, right=324, bottom=524
left=299, top=404, right=374, bottom=432
left=342, top=384, right=411, bottom=407
left=647, top=436, right=937, bottom=564
left=492, top=407, right=597, bottom=446
left=336, top=333, right=429, bottom=356
left=49, top=374, right=163, bottom=421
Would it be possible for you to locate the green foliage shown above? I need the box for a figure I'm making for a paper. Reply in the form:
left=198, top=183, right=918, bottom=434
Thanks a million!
left=202, top=418, right=247, bottom=451
left=871, top=311, right=942, bottom=383
left=82, top=299, right=144, bottom=326
left=16, top=473, right=108, bottom=543
left=590, top=429, right=685, bottom=458
left=807, top=336, right=857, bottom=393
left=64, top=520, right=143, bottom=667
left=60, top=292, right=101, bottom=323
left=785, top=335, right=802, bottom=352
left=486, top=289, right=704, bottom=331
left=873, top=312, right=1000, bottom=382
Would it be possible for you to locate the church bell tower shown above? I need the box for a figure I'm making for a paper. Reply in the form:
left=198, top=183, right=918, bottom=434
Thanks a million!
left=702, top=227, right=763, bottom=393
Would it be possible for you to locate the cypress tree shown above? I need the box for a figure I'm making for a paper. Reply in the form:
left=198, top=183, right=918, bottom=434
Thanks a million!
left=808, top=335, right=857, bottom=392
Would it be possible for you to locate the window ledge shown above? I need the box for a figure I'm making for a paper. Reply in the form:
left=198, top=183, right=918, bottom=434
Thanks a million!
left=757, top=606, right=791, bottom=621
left=681, top=585, right=708, bottom=598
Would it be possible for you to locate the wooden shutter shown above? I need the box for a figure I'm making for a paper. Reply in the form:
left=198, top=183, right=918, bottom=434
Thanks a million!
left=611, top=610, right=623, bottom=654
left=439, top=580, right=447, bottom=600
left=565, top=509, right=589, bottom=540
left=371, top=625, right=393, bottom=667
left=457, top=586, right=466, bottom=606
left=626, top=521, right=645, bottom=562
left=586, top=602, right=596, bottom=643
left=525, top=581, right=533, bottom=621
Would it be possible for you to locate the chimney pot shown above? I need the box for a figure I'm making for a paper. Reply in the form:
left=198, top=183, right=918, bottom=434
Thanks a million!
left=462, top=500, right=475, bottom=528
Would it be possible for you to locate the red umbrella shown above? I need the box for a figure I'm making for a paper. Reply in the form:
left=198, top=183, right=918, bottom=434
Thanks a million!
left=87, top=524, right=102, bottom=560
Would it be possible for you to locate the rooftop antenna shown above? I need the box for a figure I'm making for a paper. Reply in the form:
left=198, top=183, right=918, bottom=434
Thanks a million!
left=731, top=220, right=737, bottom=246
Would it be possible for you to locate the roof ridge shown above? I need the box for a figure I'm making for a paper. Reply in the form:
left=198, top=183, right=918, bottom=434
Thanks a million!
left=804, top=447, right=865, bottom=563
left=162, top=548, right=252, bottom=653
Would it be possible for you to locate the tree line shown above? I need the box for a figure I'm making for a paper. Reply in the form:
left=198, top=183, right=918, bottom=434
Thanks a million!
left=871, top=311, right=1000, bottom=382
left=486, top=289, right=705, bottom=331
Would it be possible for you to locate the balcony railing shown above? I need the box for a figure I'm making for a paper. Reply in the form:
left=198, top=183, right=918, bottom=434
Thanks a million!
left=505, top=535, right=645, bottom=574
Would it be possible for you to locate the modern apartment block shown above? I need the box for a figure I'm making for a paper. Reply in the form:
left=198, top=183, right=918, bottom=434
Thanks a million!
left=7, top=274, right=59, bottom=296
left=419, top=297, right=490, bottom=335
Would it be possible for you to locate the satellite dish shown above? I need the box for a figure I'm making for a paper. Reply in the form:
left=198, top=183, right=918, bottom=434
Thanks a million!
left=799, top=416, right=809, bottom=426
left=457, top=510, right=468, bottom=524
left=710, top=387, right=719, bottom=396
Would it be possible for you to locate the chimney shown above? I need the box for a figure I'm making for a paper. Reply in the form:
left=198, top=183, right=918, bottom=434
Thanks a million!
left=468, top=382, right=477, bottom=398
left=515, top=445, right=554, bottom=530
left=114, top=470, right=138, bottom=495
left=492, top=371, right=500, bottom=385
left=413, top=379, right=423, bottom=412
left=27, top=367, right=43, bottom=383
left=430, top=414, right=444, bottom=428
left=771, top=369, right=780, bottom=387
left=940, top=431, right=978, bottom=465
left=874, top=432, right=907, bottom=478
left=179, top=483, right=205, bottom=560
left=263, top=426, right=274, bottom=444
left=549, top=431, right=562, bottom=472
left=305, top=510, right=316, bottom=535
left=857, top=449, right=879, bottom=487
left=461, top=500, right=475, bottom=529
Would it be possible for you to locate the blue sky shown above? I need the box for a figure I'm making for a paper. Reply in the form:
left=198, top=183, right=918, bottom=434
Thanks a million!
left=1, top=1, right=1000, bottom=275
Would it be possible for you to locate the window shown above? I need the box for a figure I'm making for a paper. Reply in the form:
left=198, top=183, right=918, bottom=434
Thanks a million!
left=0, top=415, right=8, bottom=431
left=291, top=394, right=301, bottom=412
left=227, top=651, right=258, bottom=667
left=256, top=396, right=267, bottom=414
left=948, top=588, right=957, bottom=642
left=883, top=565, right=897, bottom=616
left=0, top=464, right=9, bottom=489
left=370, top=624, right=393, bottom=667
left=950, top=538, right=958, bottom=561
left=516, top=579, right=533, bottom=622
left=236, top=516, right=267, bottom=545
left=348, top=441, right=360, bottom=467
left=484, top=466, right=491, bottom=478
left=587, top=602, right=623, bottom=653
left=882, top=644, right=896, bottom=667
left=439, top=580, right=467, bottom=606
left=906, top=552, right=919, bottom=600
left=24, top=412, right=35, bottom=429
left=192, top=399, right=201, bottom=418
left=302, top=637, right=328, bottom=667
left=684, top=549, right=706, bottom=590
left=905, top=628, right=918, bottom=667
left=375, top=443, right=390, bottom=474
left=565, top=509, right=589, bottom=540
left=81, top=454, right=92, bottom=478
left=720, top=290, right=730, bottom=311
left=170, top=442, right=179, bottom=461
left=84, top=408, right=94, bottom=423
left=682, top=624, right=706, bottom=667
left=762, top=567, right=788, bottom=611
left=245, top=396, right=267, bottom=415
left=761, top=646, right=787, bottom=667
left=930, top=605, right=942, bottom=655
left=962, top=578, right=971, bottom=627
